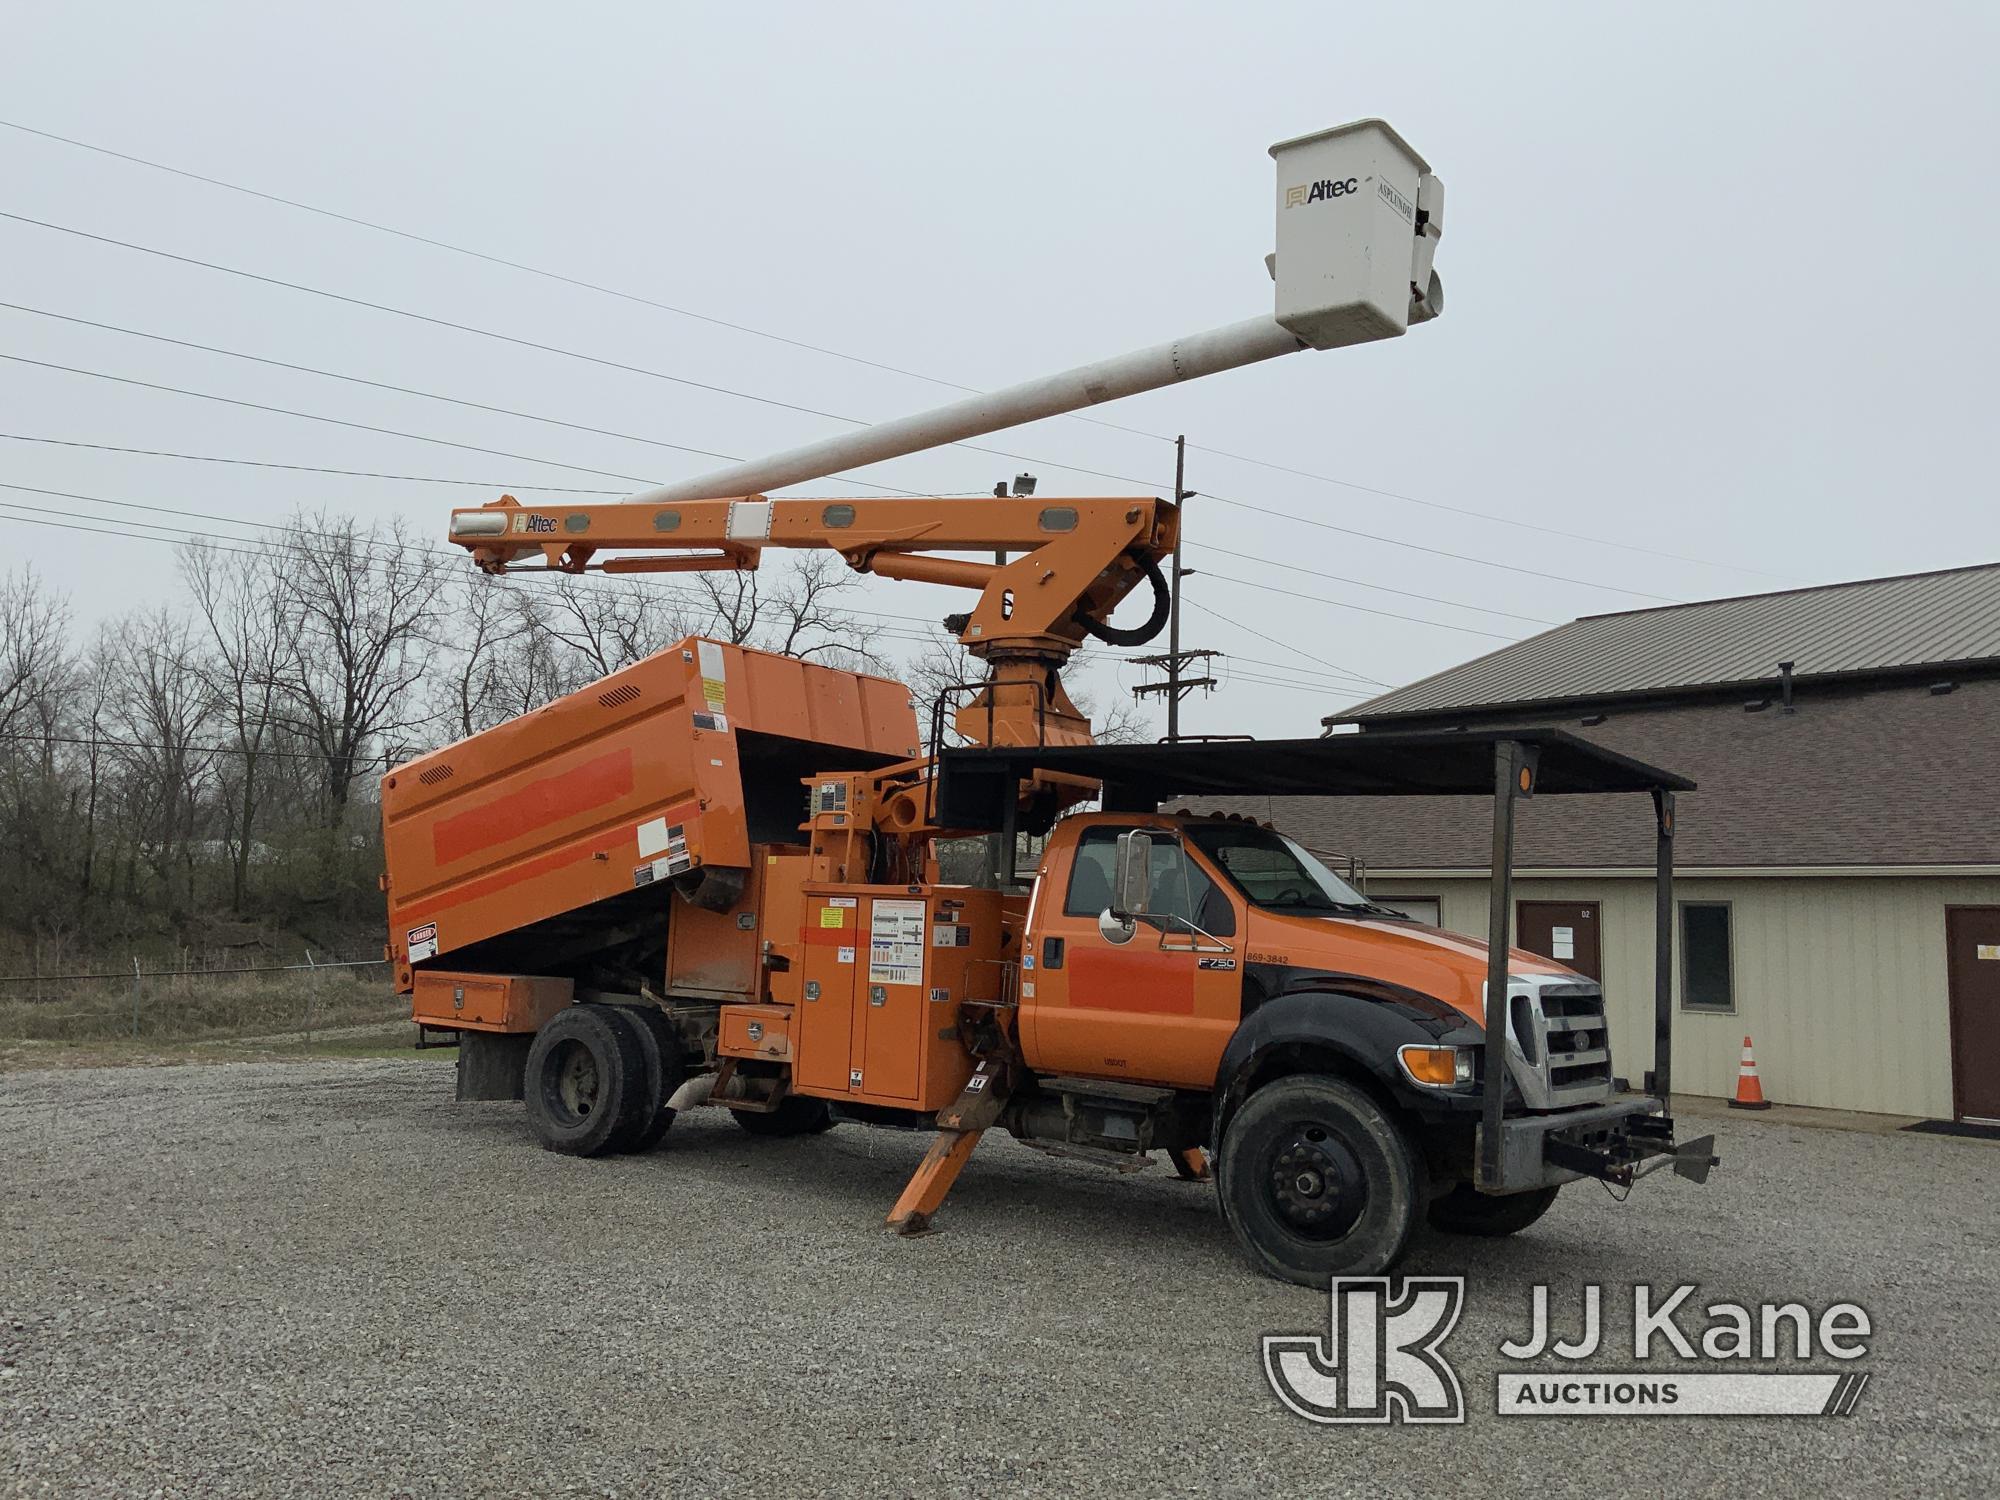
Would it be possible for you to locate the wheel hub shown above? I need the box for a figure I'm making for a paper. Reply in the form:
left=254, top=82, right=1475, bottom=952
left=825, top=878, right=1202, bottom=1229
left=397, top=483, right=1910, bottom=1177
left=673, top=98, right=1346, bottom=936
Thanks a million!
left=1267, top=1124, right=1365, bottom=1239
left=556, top=1042, right=600, bottom=1120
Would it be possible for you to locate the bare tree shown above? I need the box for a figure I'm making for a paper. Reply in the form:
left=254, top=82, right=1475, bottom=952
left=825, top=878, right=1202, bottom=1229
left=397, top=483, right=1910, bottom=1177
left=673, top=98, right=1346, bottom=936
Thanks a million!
left=105, top=608, right=216, bottom=917
left=433, top=569, right=531, bottom=740
left=758, top=554, right=889, bottom=670
left=532, top=573, right=704, bottom=682
left=0, top=566, right=69, bottom=742
left=180, top=538, right=297, bottom=910
left=1077, top=679, right=1152, bottom=746
left=271, top=509, right=447, bottom=822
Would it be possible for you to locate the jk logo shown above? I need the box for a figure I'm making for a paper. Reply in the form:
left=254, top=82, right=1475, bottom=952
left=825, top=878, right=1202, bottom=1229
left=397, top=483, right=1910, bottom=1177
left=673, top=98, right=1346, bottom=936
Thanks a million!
left=1263, top=1277, right=1466, bottom=1424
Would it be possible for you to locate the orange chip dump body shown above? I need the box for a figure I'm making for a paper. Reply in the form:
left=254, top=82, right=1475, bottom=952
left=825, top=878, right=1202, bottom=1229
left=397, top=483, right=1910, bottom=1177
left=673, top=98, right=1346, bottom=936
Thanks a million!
left=380, top=636, right=918, bottom=991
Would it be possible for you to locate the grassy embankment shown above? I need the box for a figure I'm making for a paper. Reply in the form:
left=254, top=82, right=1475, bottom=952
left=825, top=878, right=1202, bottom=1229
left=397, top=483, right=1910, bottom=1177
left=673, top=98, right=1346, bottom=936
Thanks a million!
left=0, top=964, right=448, bottom=1070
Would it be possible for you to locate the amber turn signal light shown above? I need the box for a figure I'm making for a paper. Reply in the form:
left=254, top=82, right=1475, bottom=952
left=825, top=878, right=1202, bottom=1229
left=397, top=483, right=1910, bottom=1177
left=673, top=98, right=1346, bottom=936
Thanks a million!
left=1397, top=1044, right=1474, bottom=1089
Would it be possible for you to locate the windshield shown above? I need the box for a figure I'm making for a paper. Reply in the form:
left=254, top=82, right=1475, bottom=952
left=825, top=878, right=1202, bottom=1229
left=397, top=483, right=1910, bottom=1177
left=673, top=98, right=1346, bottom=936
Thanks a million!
left=1182, top=822, right=1377, bottom=915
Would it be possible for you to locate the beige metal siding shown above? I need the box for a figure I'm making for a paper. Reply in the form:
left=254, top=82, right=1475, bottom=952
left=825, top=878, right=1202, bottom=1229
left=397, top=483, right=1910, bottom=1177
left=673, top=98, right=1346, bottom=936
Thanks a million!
left=1363, top=875, right=2000, bottom=1117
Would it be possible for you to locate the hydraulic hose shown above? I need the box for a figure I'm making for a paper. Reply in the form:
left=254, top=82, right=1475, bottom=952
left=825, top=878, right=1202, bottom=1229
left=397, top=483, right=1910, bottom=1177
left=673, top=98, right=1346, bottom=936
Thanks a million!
left=1074, top=555, right=1171, bottom=648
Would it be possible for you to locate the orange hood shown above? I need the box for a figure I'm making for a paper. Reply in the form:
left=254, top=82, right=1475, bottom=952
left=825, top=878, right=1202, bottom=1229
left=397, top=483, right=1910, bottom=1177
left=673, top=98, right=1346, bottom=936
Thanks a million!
left=1242, top=910, right=1585, bottom=1025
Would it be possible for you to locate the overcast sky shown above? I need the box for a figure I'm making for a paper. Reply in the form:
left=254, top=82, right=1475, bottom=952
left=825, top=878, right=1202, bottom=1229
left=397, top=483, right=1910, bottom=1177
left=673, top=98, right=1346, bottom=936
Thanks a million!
left=4, top=2, right=1996, bottom=739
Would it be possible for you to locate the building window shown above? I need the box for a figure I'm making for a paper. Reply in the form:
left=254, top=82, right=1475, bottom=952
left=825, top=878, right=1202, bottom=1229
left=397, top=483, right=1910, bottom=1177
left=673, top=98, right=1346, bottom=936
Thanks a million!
left=1374, top=896, right=1442, bottom=926
left=1680, top=902, right=1735, bottom=1012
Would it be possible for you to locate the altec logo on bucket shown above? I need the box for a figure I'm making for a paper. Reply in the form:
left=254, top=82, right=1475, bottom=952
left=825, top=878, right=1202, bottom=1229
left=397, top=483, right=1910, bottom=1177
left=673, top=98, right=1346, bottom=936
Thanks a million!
left=1285, top=177, right=1360, bottom=208
left=1265, top=1279, right=1873, bottom=1423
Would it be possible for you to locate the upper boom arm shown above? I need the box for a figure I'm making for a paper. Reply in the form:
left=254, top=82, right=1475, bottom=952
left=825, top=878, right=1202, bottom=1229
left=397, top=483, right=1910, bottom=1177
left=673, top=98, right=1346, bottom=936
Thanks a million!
left=447, top=492, right=1177, bottom=663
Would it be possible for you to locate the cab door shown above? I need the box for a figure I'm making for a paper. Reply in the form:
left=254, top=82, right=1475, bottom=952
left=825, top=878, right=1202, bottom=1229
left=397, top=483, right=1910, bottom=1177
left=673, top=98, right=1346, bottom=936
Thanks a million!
left=1023, top=822, right=1243, bottom=1088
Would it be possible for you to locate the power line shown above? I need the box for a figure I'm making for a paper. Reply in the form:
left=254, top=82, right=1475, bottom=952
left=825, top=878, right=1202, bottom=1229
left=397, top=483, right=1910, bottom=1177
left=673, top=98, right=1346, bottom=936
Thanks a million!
left=0, top=299, right=934, bottom=495
left=0, top=115, right=1788, bottom=583
left=1198, top=570, right=1521, bottom=639
left=1, top=331, right=1671, bottom=608
left=0, top=219, right=1688, bottom=601
left=0, top=217, right=884, bottom=430
left=1189, top=542, right=1558, bottom=626
left=0, top=352, right=663, bottom=485
left=1185, top=442, right=1793, bottom=580
left=0, top=431, right=627, bottom=493
left=1181, top=597, right=1389, bottom=688
left=0, top=118, right=965, bottom=390
left=1196, top=491, right=1679, bottom=602
left=0, top=217, right=1184, bottom=502
left=0, top=215, right=1159, bottom=498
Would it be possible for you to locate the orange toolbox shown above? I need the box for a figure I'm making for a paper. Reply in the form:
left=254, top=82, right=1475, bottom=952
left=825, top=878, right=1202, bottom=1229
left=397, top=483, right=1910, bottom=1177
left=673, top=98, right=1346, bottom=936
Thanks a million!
left=411, top=971, right=572, bottom=1034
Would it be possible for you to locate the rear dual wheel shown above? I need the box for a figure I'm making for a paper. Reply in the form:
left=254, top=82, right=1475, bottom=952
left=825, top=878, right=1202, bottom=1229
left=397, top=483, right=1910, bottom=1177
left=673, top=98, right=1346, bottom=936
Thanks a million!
left=524, top=1003, right=684, bottom=1157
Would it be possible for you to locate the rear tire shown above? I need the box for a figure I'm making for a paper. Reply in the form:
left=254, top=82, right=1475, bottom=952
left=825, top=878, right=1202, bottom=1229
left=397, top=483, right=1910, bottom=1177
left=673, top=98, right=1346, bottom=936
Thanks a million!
left=1217, top=1075, right=1420, bottom=1285
left=608, top=1003, right=686, bottom=1153
left=523, top=1005, right=647, bottom=1158
left=731, top=1095, right=836, bottom=1137
left=1426, top=1183, right=1560, bottom=1237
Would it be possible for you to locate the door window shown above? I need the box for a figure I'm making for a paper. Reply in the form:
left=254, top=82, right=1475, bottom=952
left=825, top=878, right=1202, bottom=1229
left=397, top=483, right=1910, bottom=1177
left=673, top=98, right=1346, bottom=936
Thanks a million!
left=1061, top=827, right=1234, bottom=936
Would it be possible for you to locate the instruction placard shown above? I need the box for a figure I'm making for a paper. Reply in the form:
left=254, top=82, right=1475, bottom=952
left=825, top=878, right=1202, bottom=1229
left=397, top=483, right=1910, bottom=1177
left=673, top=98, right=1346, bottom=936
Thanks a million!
left=868, top=898, right=926, bottom=986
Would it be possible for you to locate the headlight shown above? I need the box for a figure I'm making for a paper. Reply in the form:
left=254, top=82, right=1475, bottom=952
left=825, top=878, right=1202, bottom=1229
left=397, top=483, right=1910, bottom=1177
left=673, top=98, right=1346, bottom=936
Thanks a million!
left=1398, top=1044, right=1475, bottom=1090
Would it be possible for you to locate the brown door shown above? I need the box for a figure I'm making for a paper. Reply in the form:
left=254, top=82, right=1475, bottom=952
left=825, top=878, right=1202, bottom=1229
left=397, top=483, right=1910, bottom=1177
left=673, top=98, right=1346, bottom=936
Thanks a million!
left=1946, top=907, right=2000, bottom=1122
left=1516, top=900, right=1602, bottom=980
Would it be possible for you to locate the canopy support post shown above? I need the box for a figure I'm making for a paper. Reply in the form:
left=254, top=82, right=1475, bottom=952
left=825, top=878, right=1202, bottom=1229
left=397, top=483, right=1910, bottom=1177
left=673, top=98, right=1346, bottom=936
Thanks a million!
left=1480, top=739, right=1526, bottom=1187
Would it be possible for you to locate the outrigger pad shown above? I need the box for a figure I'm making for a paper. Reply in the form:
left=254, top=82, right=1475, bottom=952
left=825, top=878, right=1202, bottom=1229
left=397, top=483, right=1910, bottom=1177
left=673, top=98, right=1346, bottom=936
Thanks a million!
left=1673, top=1135, right=1720, bottom=1184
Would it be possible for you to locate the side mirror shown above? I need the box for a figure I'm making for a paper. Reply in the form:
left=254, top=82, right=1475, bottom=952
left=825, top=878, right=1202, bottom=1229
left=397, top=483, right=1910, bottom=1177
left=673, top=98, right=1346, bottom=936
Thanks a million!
left=1097, top=907, right=1137, bottom=945
left=1112, top=830, right=1153, bottom=918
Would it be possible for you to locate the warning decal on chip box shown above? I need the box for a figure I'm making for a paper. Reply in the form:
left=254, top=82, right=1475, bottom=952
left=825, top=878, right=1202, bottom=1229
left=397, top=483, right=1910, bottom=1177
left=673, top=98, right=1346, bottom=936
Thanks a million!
left=696, top=640, right=728, bottom=714
left=868, top=898, right=926, bottom=986
left=406, top=922, right=438, bottom=963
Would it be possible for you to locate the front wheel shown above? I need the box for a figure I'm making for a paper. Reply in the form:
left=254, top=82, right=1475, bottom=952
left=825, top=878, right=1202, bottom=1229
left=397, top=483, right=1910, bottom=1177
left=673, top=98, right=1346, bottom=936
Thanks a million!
left=1217, top=1075, right=1420, bottom=1285
left=1426, top=1183, right=1560, bottom=1237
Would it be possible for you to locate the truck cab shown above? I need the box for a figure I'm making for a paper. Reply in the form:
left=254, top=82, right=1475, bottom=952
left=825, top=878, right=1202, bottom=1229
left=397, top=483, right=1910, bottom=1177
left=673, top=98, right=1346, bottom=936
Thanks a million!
left=1012, top=809, right=1622, bottom=1280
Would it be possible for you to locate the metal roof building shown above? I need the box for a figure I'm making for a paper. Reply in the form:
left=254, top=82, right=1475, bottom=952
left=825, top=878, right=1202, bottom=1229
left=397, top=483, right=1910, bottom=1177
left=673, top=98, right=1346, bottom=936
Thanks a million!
left=1339, top=560, right=2000, bottom=723
left=1235, top=562, right=2000, bottom=1123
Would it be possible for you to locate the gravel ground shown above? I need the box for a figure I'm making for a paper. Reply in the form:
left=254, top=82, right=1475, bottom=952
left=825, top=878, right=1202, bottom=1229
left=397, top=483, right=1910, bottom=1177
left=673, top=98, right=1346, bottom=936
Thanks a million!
left=2, top=1059, right=1995, bottom=1498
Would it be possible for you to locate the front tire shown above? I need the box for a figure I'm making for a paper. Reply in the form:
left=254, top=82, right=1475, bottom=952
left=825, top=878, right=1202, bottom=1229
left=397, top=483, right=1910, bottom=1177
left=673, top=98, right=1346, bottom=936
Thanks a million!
left=523, top=1005, right=647, bottom=1158
left=1217, top=1075, right=1420, bottom=1285
left=1426, top=1183, right=1560, bottom=1237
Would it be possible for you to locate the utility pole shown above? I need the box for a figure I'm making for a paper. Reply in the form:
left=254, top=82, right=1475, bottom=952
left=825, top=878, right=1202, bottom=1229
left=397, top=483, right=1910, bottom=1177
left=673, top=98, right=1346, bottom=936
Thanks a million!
left=1131, top=436, right=1214, bottom=740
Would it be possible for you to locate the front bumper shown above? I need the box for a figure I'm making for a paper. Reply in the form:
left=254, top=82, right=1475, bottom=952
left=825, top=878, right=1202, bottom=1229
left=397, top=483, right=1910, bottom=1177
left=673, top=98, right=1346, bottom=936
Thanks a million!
left=1475, top=1093, right=1715, bottom=1193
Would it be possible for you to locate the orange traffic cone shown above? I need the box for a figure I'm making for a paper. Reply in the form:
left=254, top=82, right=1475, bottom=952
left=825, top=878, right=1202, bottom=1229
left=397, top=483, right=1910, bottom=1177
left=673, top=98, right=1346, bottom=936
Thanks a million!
left=1728, top=1035, right=1771, bottom=1110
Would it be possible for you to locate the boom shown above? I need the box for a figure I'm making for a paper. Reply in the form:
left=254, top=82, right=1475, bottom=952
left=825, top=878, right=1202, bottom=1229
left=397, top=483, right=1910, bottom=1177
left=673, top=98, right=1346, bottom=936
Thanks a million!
left=439, top=118, right=1444, bottom=747
left=448, top=491, right=1176, bottom=747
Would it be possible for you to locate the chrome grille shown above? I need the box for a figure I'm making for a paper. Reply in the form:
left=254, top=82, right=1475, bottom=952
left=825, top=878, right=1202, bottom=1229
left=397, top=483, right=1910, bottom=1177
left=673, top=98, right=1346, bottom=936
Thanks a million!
left=1502, top=977, right=1614, bottom=1109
